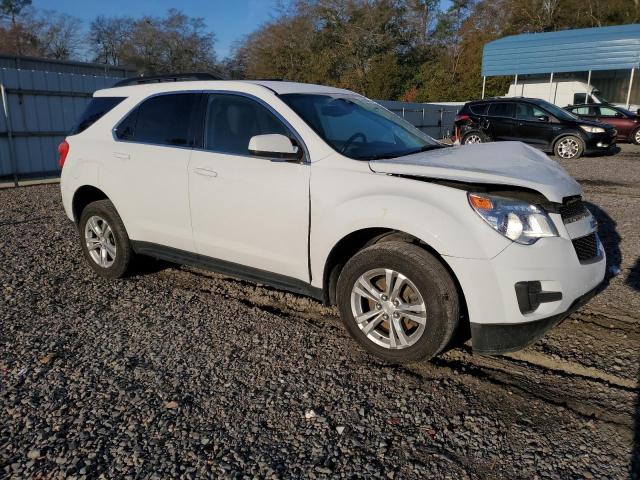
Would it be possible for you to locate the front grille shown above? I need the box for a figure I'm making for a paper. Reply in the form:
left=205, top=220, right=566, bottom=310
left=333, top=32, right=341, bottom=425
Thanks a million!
left=572, top=233, right=599, bottom=262
left=560, top=199, right=589, bottom=224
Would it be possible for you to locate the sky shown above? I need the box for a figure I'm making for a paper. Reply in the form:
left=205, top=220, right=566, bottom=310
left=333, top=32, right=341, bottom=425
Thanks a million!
left=33, top=0, right=284, bottom=59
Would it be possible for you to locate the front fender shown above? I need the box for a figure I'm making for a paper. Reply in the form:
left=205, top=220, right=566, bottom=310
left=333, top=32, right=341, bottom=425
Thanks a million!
left=309, top=158, right=512, bottom=288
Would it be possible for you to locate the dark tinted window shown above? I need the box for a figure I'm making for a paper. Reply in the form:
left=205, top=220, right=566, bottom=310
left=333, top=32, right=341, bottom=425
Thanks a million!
left=115, top=93, right=199, bottom=146
left=488, top=102, right=515, bottom=118
left=204, top=94, right=289, bottom=156
left=515, top=103, right=548, bottom=121
left=72, top=97, right=125, bottom=134
left=573, top=93, right=587, bottom=104
left=469, top=103, right=489, bottom=115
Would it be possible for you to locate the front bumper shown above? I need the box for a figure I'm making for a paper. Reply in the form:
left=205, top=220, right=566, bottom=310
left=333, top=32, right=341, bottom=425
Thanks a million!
left=583, top=131, right=617, bottom=154
left=444, top=225, right=606, bottom=355
left=469, top=282, right=601, bottom=355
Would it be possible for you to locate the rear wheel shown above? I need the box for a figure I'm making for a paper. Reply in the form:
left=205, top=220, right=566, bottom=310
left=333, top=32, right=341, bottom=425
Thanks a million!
left=554, top=135, right=584, bottom=159
left=337, top=242, right=459, bottom=363
left=632, top=127, right=640, bottom=145
left=462, top=131, right=485, bottom=144
left=79, top=199, right=133, bottom=278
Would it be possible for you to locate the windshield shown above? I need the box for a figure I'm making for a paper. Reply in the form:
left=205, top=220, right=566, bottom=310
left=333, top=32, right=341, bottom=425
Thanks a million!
left=534, top=99, right=580, bottom=121
left=281, top=93, right=443, bottom=160
left=592, top=90, right=609, bottom=103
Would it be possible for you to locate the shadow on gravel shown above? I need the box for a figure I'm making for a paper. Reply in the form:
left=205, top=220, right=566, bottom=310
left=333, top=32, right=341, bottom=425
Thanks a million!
left=131, top=257, right=174, bottom=277
left=627, top=257, right=640, bottom=292
left=585, top=202, right=621, bottom=286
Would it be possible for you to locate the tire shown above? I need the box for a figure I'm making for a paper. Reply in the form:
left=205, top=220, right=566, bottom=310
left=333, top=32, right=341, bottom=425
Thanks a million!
left=462, top=131, right=486, bottom=145
left=631, top=127, right=640, bottom=145
left=336, top=241, right=460, bottom=363
left=554, top=135, right=584, bottom=159
left=78, top=199, right=133, bottom=279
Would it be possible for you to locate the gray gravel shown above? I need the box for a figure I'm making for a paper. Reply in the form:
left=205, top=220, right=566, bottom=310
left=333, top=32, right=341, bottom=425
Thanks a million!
left=1, top=145, right=639, bottom=479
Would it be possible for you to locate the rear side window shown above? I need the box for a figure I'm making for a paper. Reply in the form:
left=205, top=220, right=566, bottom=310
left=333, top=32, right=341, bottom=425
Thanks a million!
left=115, top=93, right=199, bottom=147
left=71, top=97, right=125, bottom=135
left=572, top=106, right=596, bottom=115
left=469, top=104, right=488, bottom=115
left=488, top=102, right=515, bottom=118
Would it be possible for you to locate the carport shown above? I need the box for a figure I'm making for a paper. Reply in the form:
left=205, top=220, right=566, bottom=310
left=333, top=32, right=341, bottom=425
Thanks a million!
left=481, top=23, right=640, bottom=108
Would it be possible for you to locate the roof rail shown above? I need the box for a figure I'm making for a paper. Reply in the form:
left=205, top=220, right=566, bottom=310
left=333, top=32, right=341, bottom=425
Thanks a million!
left=113, top=72, right=224, bottom=87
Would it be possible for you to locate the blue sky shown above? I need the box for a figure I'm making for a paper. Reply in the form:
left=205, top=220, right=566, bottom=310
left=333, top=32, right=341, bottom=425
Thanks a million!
left=33, top=0, right=283, bottom=59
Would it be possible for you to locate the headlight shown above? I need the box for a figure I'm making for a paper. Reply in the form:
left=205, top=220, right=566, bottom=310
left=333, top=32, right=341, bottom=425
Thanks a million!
left=580, top=125, right=605, bottom=133
left=468, top=193, right=559, bottom=245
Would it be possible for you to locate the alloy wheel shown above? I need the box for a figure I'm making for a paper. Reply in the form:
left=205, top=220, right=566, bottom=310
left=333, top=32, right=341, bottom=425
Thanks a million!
left=84, top=215, right=117, bottom=268
left=350, top=268, right=427, bottom=350
left=465, top=134, right=482, bottom=144
left=557, top=137, right=580, bottom=159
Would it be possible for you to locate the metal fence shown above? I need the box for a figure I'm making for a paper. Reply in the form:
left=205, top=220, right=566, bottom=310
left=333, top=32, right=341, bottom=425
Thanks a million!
left=376, top=100, right=463, bottom=139
left=0, top=69, right=127, bottom=185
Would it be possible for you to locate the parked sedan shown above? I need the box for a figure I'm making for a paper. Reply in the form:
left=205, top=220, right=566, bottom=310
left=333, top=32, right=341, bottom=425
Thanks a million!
left=454, top=97, right=617, bottom=159
left=565, top=103, right=640, bottom=145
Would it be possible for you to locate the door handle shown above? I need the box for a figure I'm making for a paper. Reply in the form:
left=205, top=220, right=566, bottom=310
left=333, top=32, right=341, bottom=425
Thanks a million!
left=112, top=152, right=130, bottom=159
left=193, top=167, right=218, bottom=177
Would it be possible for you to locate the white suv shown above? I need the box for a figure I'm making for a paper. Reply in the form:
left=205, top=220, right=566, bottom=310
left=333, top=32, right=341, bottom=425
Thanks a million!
left=59, top=74, right=606, bottom=363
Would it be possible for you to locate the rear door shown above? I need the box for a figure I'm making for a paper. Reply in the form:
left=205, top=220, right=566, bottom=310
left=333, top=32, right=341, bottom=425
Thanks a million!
left=514, top=102, right=555, bottom=147
left=486, top=102, right=516, bottom=141
left=103, top=92, right=201, bottom=252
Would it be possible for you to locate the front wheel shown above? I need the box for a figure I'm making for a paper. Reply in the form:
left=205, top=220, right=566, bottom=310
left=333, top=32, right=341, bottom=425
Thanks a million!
left=554, top=135, right=584, bottom=159
left=336, top=242, right=460, bottom=363
left=631, top=127, right=640, bottom=145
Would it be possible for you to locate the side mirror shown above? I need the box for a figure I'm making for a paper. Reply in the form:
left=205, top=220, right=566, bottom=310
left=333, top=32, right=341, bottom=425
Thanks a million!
left=537, top=115, right=549, bottom=122
left=636, top=108, right=640, bottom=116
left=248, top=134, right=302, bottom=162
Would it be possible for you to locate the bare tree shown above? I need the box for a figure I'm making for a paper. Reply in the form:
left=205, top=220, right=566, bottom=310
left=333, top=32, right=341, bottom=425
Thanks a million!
left=89, top=16, right=134, bottom=65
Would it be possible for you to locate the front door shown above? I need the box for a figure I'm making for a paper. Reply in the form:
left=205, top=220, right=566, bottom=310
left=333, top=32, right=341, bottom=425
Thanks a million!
left=514, top=102, right=555, bottom=147
left=188, top=93, right=310, bottom=281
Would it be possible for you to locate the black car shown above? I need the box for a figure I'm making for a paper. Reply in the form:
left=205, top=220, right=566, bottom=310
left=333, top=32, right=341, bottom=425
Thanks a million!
left=454, top=97, right=617, bottom=159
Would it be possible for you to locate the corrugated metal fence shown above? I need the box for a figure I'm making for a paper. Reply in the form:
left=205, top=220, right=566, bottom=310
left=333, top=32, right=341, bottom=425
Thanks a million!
left=377, top=100, right=462, bottom=139
left=0, top=68, right=126, bottom=185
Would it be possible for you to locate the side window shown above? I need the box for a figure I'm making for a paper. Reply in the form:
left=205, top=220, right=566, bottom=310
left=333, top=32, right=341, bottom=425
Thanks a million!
left=204, top=93, right=289, bottom=156
left=572, top=106, right=592, bottom=115
left=573, top=93, right=587, bottom=105
left=515, top=103, right=548, bottom=121
left=72, top=97, right=125, bottom=135
left=469, top=104, right=489, bottom=115
left=115, top=93, right=199, bottom=146
left=598, top=106, right=620, bottom=117
left=488, top=102, right=514, bottom=118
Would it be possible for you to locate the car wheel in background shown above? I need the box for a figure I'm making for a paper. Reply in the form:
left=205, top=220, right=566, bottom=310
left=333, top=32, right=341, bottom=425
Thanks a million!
left=554, top=135, right=584, bottom=159
left=336, top=241, right=460, bottom=363
left=632, top=128, right=640, bottom=145
left=79, top=199, right=133, bottom=279
left=462, top=132, right=486, bottom=144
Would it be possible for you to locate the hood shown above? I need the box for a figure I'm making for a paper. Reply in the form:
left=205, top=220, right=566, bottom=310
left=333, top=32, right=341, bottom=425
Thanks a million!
left=369, top=142, right=581, bottom=203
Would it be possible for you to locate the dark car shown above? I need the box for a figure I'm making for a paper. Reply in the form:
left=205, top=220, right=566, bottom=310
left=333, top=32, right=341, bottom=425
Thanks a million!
left=454, top=97, right=617, bottom=159
left=564, top=103, right=640, bottom=145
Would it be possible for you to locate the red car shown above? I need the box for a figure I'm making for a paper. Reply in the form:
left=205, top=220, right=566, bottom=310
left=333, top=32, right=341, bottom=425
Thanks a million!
left=565, top=103, right=640, bottom=144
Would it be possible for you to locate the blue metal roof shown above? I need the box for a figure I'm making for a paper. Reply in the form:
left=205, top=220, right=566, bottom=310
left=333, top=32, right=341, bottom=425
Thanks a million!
left=482, top=24, right=640, bottom=76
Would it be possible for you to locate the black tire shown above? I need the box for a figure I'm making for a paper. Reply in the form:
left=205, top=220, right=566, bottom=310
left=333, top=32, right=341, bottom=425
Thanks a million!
left=461, top=131, right=486, bottom=145
left=336, top=241, right=459, bottom=364
left=78, top=199, right=133, bottom=279
left=554, top=135, right=584, bottom=159
left=631, top=127, right=640, bottom=145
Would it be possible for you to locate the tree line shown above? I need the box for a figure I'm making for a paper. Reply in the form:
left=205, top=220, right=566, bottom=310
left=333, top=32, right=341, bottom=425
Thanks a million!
left=1, top=0, right=638, bottom=102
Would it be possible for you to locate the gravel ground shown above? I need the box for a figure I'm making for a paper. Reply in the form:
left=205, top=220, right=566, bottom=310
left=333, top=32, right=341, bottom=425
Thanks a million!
left=1, top=144, right=639, bottom=479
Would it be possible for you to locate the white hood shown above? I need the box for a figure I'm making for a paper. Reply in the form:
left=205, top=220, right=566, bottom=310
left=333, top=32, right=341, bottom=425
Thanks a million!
left=369, top=141, right=582, bottom=203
